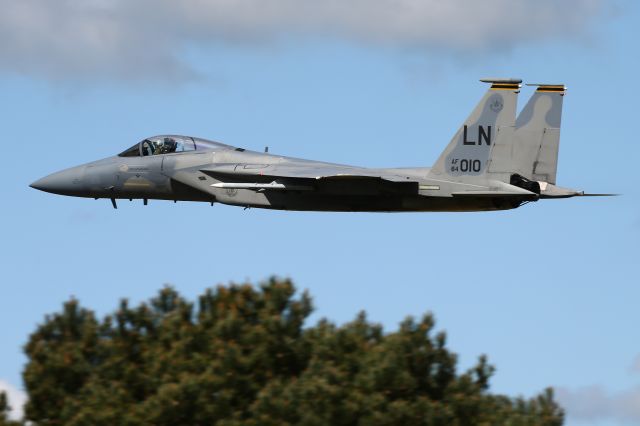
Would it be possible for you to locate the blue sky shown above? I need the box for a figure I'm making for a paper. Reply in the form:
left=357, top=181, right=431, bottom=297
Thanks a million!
left=1, top=1, right=638, bottom=424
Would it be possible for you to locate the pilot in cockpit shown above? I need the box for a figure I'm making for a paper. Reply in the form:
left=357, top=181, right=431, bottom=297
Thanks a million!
left=158, top=137, right=175, bottom=154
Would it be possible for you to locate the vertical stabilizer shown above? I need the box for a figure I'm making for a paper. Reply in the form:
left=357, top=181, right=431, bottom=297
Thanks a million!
left=489, top=84, right=565, bottom=184
left=428, top=79, right=521, bottom=181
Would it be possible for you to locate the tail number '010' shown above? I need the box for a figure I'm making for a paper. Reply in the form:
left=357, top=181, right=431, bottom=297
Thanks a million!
left=461, top=159, right=481, bottom=172
left=451, top=158, right=482, bottom=173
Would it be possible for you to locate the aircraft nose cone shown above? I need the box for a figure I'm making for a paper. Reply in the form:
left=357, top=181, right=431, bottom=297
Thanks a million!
left=30, top=165, right=86, bottom=196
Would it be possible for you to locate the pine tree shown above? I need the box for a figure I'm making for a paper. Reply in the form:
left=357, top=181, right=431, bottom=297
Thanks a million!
left=0, top=392, right=21, bottom=426
left=22, top=278, right=564, bottom=425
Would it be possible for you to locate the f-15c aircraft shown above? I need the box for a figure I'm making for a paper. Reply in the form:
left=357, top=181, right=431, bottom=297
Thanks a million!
left=31, top=78, right=605, bottom=212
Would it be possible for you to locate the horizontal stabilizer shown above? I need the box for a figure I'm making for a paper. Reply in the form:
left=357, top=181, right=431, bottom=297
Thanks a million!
left=537, top=182, right=618, bottom=199
left=451, top=190, right=536, bottom=197
left=452, top=180, right=538, bottom=198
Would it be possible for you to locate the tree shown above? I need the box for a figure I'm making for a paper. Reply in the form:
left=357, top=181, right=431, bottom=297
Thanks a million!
left=22, top=278, right=564, bottom=425
left=0, top=391, right=21, bottom=426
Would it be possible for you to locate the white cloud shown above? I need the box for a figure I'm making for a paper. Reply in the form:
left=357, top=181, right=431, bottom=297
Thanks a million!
left=557, top=384, right=640, bottom=424
left=0, top=379, right=26, bottom=421
left=0, top=0, right=610, bottom=83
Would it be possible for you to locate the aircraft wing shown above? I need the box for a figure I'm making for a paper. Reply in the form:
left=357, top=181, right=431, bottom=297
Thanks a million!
left=199, top=163, right=420, bottom=194
left=167, top=162, right=420, bottom=196
left=171, top=162, right=541, bottom=199
left=199, top=163, right=416, bottom=183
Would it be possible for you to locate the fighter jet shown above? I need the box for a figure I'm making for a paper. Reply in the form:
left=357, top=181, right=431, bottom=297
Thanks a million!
left=30, top=78, right=607, bottom=212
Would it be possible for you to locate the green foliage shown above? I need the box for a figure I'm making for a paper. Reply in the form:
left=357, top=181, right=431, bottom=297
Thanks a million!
left=0, top=391, right=21, bottom=426
left=22, top=278, right=564, bottom=425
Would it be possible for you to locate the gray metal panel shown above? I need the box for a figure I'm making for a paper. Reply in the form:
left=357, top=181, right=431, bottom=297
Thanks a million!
left=429, top=82, right=519, bottom=180
left=489, top=86, right=564, bottom=184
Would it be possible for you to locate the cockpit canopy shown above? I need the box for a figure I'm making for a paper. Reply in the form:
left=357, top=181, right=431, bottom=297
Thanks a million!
left=118, top=135, right=235, bottom=157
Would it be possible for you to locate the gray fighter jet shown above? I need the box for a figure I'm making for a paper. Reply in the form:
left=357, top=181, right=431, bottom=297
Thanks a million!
left=30, top=79, right=606, bottom=212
